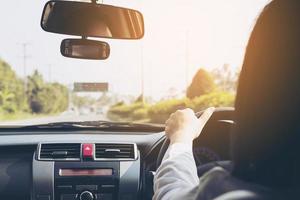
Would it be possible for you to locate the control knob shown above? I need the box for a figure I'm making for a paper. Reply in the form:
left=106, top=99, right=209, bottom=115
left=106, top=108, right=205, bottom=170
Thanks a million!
left=79, top=191, right=94, bottom=200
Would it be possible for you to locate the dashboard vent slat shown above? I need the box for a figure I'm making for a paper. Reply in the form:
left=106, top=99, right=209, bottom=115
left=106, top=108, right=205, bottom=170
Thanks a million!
left=95, top=143, right=136, bottom=160
left=39, top=143, right=81, bottom=160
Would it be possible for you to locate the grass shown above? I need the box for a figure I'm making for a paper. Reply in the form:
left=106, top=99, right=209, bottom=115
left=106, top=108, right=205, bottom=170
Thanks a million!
left=0, top=112, right=51, bottom=122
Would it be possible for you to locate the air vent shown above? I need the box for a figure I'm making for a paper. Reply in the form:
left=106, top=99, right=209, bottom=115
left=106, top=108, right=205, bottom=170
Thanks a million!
left=95, top=143, right=137, bottom=160
left=38, top=143, right=81, bottom=161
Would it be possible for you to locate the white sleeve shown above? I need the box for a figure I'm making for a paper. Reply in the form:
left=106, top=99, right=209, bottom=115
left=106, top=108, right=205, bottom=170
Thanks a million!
left=153, top=142, right=199, bottom=200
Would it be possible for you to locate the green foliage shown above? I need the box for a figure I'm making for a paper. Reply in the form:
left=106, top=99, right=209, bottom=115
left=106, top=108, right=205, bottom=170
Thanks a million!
left=192, top=91, right=235, bottom=111
left=108, top=92, right=235, bottom=124
left=0, top=60, right=26, bottom=114
left=148, top=99, right=192, bottom=123
left=131, top=108, right=148, bottom=120
left=72, top=94, right=96, bottom=109
left=108, top=102, right=149, bottom=119
left=107, top=67, right=236, bottom=124
left=112, top=101, right=125, bottom=107
left=0, top=59, right=69, bottom=118
left=0, top=55, right=237, bottom=123
left=45, top=83, right=69, bottom=113
left=187, top=68, right=215, bottom=99
left=96, top=93, right=113, bottom=107
left=27, top=70, right=68, bottom=114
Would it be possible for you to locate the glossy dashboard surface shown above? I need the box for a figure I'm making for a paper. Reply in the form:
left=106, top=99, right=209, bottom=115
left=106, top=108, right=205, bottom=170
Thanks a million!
left=0, top=113, right=233, bottom=200
left=0, top=131, right=165, bottom=200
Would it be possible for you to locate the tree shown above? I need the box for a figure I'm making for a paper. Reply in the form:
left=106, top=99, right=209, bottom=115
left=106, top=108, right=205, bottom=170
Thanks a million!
left=186, top=68, right=215, bottom=99
left=0, top=59, right=26, bottom=113
left=211, top=64, right=239, bottom=92
left=0, top=59, right=69, bottom=117
left=0, top=88, right=15, bottom=113
left=72, top=94, right=96, bottom=109
left=27, top=70, right=68, bottom=114
left=27, top=70, right=46, bottom=113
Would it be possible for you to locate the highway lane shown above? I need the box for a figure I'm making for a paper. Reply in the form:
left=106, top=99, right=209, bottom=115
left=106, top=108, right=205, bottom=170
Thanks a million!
left=0, top=113, right=108, bottom=126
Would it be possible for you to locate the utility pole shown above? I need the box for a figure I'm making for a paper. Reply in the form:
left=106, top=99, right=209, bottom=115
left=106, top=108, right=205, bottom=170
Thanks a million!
left=19, top=43, right=31, bottom=93
left=48, top=64, right=52, bottom=82
left=140, top=42, right=145, bottom=104
left=185, top=30, right=189, bottom=91
left=68, top=84, right=73, bottom=111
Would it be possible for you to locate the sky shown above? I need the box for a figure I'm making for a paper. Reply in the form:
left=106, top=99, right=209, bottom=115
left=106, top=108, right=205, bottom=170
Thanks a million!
left=0, top=0, right=270, bottom=100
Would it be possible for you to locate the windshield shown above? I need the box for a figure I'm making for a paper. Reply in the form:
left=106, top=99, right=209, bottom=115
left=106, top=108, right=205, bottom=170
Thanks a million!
left=0, top=0, right=269, bottom=126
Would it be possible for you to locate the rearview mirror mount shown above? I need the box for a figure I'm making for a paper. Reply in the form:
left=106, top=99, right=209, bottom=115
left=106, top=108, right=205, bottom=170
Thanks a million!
left=60, top=39, right=110, bottom=60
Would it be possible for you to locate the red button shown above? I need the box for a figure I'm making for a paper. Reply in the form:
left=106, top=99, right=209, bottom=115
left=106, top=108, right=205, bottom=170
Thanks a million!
left=82, top=144, right=94, bottom=158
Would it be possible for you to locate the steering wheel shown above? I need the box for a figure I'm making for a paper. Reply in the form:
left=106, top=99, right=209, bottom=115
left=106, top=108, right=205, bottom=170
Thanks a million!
left=156, top=107, right=235, bottom=168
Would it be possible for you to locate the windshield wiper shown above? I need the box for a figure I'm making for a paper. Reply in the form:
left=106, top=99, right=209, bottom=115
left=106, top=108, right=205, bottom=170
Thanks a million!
left=18, top=120, right=165, bottom=132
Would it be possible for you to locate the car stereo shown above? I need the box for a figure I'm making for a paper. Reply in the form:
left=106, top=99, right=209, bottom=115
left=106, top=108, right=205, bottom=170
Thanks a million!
left=32, top=143, right=140, bottom=200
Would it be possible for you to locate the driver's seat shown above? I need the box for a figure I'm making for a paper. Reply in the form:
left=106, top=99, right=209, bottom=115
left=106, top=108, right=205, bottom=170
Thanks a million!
left=215, top=188, right=300, bottom=200
left=215, top=190, right=267, bottom=200
left=197, top=161, right=300, bottom=200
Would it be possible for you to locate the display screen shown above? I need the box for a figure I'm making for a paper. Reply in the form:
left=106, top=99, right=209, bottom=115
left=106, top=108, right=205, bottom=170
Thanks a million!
left=59, top=169, right=113, bottom=176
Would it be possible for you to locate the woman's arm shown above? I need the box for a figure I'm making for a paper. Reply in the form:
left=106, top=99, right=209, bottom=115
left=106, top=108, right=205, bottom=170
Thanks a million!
left=153, top=108, right=215, bottom=200
left=153, top=142, right=199, bottom=200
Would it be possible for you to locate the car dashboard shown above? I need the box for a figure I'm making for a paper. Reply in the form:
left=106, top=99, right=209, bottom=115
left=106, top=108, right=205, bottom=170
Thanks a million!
left=0, top=113, right=233, bottom=200
left=0, top=130, right=166, bottom=200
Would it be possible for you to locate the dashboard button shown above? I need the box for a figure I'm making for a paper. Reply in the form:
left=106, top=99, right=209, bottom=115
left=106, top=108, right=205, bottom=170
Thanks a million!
left=101, top=185, right=115, bottom=189
left=82, top=143, right=94, bottom=158
left=96, top=193, right=113, bottom=200
left=76, top=185, right=98, bottom=191
left=58, top=185, right=73, bottom=190
left=60, top=194, right=77, bottom=200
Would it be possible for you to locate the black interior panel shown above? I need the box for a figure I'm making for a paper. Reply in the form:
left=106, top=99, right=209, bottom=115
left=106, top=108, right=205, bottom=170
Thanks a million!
left=0, top=146, right=35, bottom=200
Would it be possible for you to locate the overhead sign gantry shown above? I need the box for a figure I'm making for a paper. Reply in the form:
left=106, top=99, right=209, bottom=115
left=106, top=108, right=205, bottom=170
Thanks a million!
left=73, top=82, right=108, bottom=92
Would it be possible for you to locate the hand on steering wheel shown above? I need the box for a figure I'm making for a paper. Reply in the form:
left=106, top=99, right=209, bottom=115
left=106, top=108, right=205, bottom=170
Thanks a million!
left=165, top=107, right=215, bottom=145
left=156, top=107, right=234, bottom=168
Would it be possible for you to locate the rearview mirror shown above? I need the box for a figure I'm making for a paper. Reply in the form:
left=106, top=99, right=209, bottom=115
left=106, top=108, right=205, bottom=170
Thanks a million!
left=41, top=1, right=144, bottom=40
left=60, top=39, right=110, bottom=60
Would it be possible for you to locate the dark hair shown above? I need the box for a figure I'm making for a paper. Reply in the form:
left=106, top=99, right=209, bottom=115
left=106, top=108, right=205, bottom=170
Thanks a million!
left=231, top=0, right=300, bottom=189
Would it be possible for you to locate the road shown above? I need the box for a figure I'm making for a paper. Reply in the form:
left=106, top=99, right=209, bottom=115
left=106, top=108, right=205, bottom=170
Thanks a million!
left=0, top=113, right=108, bottom=126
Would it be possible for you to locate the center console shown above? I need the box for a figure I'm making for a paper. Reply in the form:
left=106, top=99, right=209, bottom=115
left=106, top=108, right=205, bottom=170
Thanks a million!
left=32, top=143, right=140, bottom=200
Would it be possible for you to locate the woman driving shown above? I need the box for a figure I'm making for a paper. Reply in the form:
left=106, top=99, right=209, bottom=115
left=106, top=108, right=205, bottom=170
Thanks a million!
left=154, top=0, right=300, bottom=199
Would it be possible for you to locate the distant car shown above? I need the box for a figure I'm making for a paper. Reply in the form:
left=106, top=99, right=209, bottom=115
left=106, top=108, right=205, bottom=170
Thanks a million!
left=96, top=108, right=104, bottom=115
left=79, top=108, right=90, bottom=115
